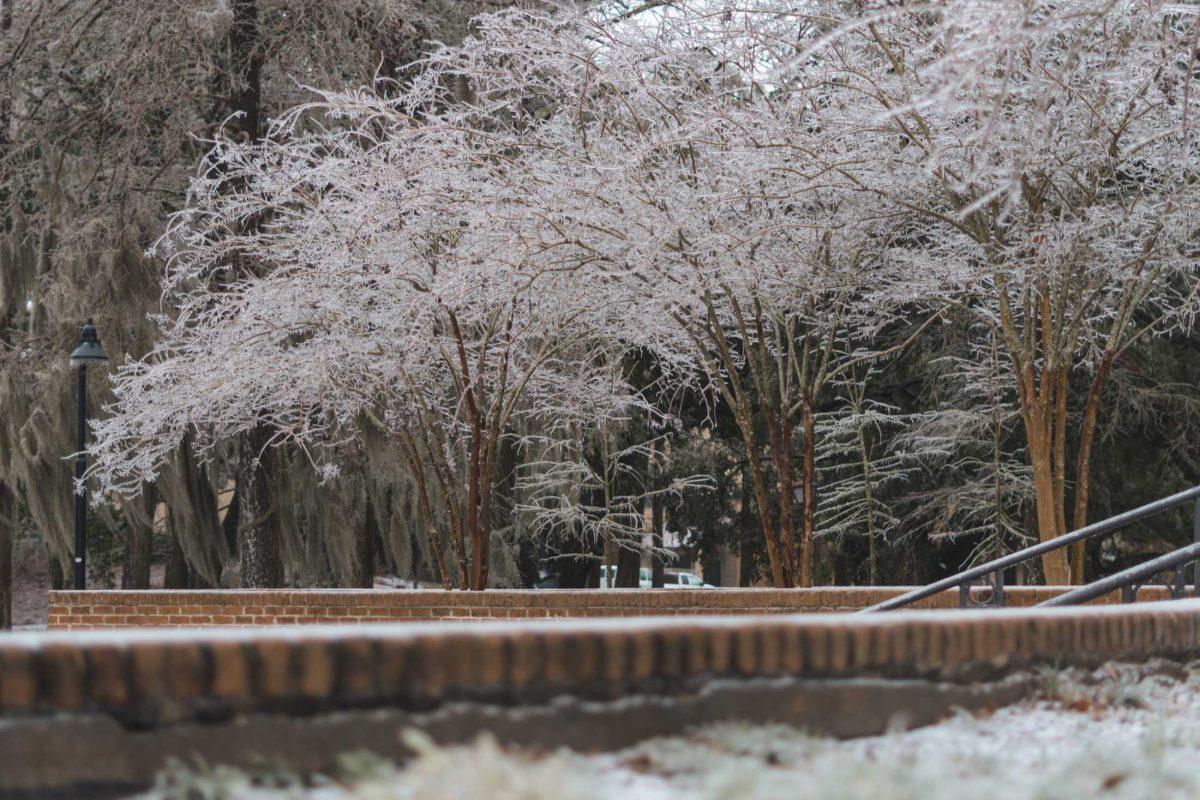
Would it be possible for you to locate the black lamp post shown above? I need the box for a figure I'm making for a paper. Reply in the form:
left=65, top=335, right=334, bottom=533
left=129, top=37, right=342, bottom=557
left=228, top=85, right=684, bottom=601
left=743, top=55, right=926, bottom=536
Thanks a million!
left=69, top=319, right=108, bottom=590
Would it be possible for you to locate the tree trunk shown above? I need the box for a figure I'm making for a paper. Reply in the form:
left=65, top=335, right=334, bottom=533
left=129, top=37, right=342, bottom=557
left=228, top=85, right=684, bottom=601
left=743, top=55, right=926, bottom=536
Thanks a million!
left=652, top=460, right=672, bottom=592
left=763, top=408, right=799, bottom=586
left=237, top=423, right=283, bottom=587
left=157, top=438, right=228, bottom=586
left=1027, top=424, right=1070, bottom=584
left=0, top=480, right=14, bottom=630
left=354, top=490, right=378, bottom=588
left=799, top=399, right=817, bottom=587
left=1071, top=354, right=1114, bottom=583
left=614, top=544, right=642, bottom=588
left=163, top=520, right=191, bottom=589
left=1052, top=368, right=1072, bottom=581
left=557, top=536, right=604, bottom=588
left=858, top=420, right=878, bottom=586
left=1003, top=293, right=1070, bottom=585
left=120, top=485, right=156, bottom=589
left=47, top=550, right=64, bottom=591
left=221, top=483, right=240, bottom=557
left=737, top=409, right=790, bottom=587
left=226, top=0, right=281, bottom=589
left=229, top=0, right=263, bottom=143
left=465, top=435, right=485, bottom=590
left=649, top=440, right=666, bottom=588
left=612, top=445, right=646, bottom=589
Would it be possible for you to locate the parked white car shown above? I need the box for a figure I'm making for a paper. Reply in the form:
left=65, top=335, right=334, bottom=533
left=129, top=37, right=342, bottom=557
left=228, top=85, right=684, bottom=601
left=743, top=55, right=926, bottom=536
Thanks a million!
left=662, top=571, right=714, bottom=589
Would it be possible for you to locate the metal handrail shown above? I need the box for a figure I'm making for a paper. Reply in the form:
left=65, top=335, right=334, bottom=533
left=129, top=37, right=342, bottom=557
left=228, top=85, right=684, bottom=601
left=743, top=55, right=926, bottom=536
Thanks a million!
left=860, top=484, right=1200, bottom=613
left=1037, top=539, right=1200, bottom=607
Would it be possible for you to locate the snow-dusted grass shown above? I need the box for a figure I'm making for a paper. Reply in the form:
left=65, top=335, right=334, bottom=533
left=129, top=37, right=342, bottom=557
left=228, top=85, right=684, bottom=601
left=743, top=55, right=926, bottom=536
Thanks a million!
left=138, top=662, right=1200, bottom=800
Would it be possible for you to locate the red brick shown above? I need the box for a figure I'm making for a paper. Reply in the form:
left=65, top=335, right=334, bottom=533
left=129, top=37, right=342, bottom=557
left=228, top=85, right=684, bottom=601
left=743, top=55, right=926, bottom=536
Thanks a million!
left=129, top=644, right=168, bottom=702
left=0, top=647, right=38, bottom=710
left=166, top=645, right=207, bottom=701
left=252, top=640, right=293, bottom=698
left=83, top=645, right=130, bottom=707
left=335, top=638, right=378, bottom=697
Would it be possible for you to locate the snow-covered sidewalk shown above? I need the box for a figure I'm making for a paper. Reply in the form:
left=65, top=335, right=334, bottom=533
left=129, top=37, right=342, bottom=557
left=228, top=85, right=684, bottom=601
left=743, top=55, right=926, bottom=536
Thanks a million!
left=139, top=662, right=1200, bottom=800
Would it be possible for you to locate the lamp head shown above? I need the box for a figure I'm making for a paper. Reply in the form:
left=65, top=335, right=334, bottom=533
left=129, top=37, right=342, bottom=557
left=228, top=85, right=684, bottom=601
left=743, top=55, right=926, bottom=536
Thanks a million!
left=69, top=319, right=109, bottom=369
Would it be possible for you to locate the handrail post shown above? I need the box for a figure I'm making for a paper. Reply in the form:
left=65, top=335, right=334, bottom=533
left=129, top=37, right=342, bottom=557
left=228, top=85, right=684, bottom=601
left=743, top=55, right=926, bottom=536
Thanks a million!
left=957, top=570, right=1005, bottom=608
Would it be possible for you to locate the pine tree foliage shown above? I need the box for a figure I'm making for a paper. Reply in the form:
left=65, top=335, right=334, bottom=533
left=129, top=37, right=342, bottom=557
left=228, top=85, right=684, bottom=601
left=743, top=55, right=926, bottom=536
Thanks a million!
left=898, top=332, right=1035, bottom=570
left=815, top=373, right=918, bottom=585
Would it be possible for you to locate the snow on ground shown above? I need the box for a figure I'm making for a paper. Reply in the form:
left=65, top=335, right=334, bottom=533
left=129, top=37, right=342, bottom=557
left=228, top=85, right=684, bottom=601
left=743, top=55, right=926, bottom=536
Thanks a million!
left=138, top=661, right=1200, bottom=800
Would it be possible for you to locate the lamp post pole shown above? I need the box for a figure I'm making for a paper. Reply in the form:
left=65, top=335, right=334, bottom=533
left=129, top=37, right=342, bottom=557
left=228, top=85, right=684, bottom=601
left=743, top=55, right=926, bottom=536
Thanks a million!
left=74, top=363, right=87, bottom=590
left=69, top=319, right=108, bottom=591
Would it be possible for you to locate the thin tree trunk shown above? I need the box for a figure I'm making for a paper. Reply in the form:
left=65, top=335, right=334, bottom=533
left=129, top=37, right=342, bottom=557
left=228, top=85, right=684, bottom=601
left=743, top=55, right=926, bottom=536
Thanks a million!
left=651, top=497, right=666, bottom=588
left=0, top=480, right=14, bottom=630
left=394, top=432, right=453, bottom=588
left=799, top=399, right=817, bottom=587
left=466, top=431, right=485, bottom=590
left=613, top=448, right=645, bottom=589
left=1071, top=353, right=1114, bottom=582
left=763, top=408, right=798, bottom=585
left=649, top=439, right=666, bottom=588
left=1052, top=368, right=1071, bottom=581
left=856, top=422, right=878, bottom=586
left=738, top=463, right=756, bottom=586
left=651, top=487, right=666, bottom=588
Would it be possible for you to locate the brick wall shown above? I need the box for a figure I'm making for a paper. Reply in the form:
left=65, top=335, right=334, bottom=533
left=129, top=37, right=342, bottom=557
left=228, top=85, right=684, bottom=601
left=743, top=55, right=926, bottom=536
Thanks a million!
left=46, top=585, right=1183, bottom=629
left=8, top=599, right=1200, bottom=724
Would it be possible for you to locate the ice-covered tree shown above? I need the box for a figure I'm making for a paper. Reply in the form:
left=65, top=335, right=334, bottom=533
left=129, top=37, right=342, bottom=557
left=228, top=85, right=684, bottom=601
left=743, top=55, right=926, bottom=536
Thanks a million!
left=1, top=0, right=521, bottom=594
left=87, top=77, right=658, bottom=589
left=807, top=0, right=1200, bottom=581
left=355, top=4, right=936, bottom=587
